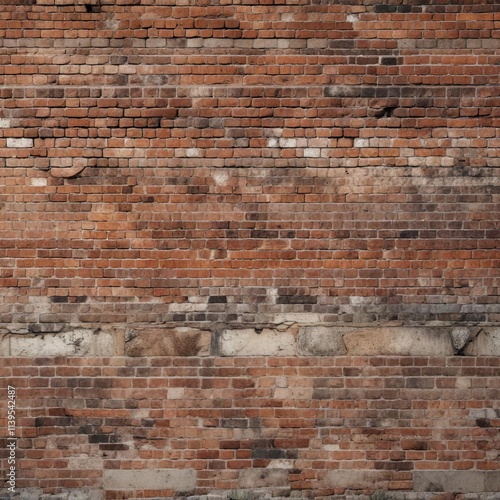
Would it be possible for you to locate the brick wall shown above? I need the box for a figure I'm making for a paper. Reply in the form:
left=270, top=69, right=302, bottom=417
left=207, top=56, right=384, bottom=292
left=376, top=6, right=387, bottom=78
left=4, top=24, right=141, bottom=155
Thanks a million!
left=1, top=356, right=500, bottom=499
left=0, top=0, right=499, bottom=498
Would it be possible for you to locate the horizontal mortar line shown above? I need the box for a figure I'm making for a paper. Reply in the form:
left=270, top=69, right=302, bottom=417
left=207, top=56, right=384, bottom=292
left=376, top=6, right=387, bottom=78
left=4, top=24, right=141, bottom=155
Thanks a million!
left=2, top=47, right=498, bottom=51
left=0, top=84, right=493, bottom=88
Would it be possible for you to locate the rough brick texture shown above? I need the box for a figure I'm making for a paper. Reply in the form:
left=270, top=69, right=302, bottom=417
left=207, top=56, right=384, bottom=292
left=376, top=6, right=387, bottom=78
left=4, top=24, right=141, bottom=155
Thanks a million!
left=0, top=0, right=499, bottom=497
left=0, top=0, right=499, bottom=329
left=1, top=357, right=499, bottom=499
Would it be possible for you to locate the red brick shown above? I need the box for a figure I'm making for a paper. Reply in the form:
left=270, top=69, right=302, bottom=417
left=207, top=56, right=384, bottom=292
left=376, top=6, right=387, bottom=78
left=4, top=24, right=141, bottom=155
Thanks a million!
left=0, top=1, right=498, bottom=497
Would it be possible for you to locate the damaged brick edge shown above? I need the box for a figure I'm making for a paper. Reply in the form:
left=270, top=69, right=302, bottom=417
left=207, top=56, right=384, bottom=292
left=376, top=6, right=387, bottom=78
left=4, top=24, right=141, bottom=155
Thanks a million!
left=0, top=324, right=123, bottom=357
left=0, top=322, right=498, bottom=358
left=219, top=324, right=498, bottom=357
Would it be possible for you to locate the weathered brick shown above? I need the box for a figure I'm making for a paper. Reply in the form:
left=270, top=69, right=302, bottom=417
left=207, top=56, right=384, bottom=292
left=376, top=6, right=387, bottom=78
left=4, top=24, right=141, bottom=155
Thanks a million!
left=0, top=1, right=498, bottom=498
left=103, top=469, right=196, bottom=492
left=6, top=137, right=33, bottom=148
left=413, top=471, right=498, bottom=493
left=220, top=328, right=296, bottom=357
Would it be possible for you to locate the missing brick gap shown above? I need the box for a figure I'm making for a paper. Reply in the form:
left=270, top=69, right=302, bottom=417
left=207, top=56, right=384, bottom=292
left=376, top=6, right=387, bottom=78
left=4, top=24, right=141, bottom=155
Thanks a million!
left=375, top=106, right=397, bottom=118
left=85, top=3, right=100, bottom=13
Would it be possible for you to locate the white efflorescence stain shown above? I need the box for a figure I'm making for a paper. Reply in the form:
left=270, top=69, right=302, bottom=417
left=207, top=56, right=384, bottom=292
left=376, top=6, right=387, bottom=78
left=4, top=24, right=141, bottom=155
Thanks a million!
left=212, top=170, right=229, bottom=186
left=186, top=148, right=200, bottom=157
left=7, top=138, right=33, bottom=148
left=31, top=178, right=48, bottom=187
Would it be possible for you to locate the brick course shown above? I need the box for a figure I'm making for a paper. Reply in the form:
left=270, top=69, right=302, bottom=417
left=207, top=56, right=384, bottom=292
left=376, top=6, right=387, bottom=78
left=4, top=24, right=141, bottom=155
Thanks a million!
left=0, top=0, right=499, bottom=497
left=0, top=1, right=498, bottom=326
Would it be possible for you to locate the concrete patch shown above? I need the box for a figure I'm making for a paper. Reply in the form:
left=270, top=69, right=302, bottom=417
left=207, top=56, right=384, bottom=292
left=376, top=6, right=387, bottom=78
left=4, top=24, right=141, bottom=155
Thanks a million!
left=125, top=326, right=211, bottom=356
left=297, top=326, right=347, bottom=356
left=66, top=488, right=104, bottom=500
left=321, top=469, right=390, bottom=490
left=485, top=471, right=500, bottom=492
left=238, top=469, right=289, bottom=489
left=413, top=471, right=493, bottom=493
left=5, top=329, right=116, bottom=357
left=220, top=328, right=296, bottom=356
left=343, top=327, right=454, bottom=356
left=9, top=488, right=103, bottom=500
left=103, top=469, right=196, bottom=492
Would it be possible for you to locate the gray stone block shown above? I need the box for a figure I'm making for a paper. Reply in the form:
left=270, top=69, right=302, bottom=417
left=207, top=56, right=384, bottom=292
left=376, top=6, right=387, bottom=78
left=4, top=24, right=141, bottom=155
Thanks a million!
left=125, top=326, right=211, bottom=356
left=14, top=488, right=103, bottom=500
left=343, top=327, right=454, bottom=356
left=321, top=469, right=390, bottom=490
left=220, top=328, right=296, bottom=356
left=238, top=469, right=290, bottom=489
left=464, top=328, right=500, bottom=356
left=297, top=327, right=347, bottom=356
left=6, top=329, right=116, bottom=357
left=102, top=469, right=196, bottom=492
left=413, top=471, right=486, bottom=493
left=484, top=471, right=500, bottom=492
left=66, top=488, right=104, bottom=500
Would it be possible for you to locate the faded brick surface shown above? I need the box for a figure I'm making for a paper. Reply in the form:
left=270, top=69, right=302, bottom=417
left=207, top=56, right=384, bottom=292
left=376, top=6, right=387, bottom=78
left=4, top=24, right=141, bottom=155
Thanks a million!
left=125, top=326, right=211, bottom=357
left=102, top=469, right=196, bottom=492
left=0, top=0, right=498, bottom=330
left=342, top=327, right=454, bottom=356
left=0, top=357, right=498, bottom=498
left=413, top=471, right=500, bottom=494
left=0, top=0, right=499, bottom=498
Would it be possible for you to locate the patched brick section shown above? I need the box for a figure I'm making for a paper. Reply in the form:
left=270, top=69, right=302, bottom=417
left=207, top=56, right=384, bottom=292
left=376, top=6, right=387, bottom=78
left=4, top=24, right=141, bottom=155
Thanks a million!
left=125, top=326, right=211, bottom=356
left=6, top=138, right=32, bottom=148
left=0, top=357, right=498, bottom=498
left=103, top=469, right=196, bottom=493
left=220, top=327, right=297, bottom=356
left=1, top=328, right=117, bottom=357
left=0, top=0, right=499, bottom=498
left=413, top=471, right=500, bottom=494
left=0, top=164, right=498, bottom=326
left=239, top=469, right=290, bottom=490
